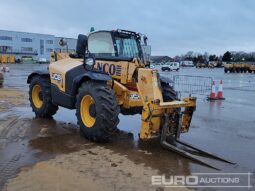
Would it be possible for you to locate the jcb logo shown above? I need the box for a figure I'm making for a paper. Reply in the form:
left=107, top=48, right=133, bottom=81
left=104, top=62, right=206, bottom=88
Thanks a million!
left=51, top=73, right=62, bottom=81
left=96, top=62, right=121, bottom=76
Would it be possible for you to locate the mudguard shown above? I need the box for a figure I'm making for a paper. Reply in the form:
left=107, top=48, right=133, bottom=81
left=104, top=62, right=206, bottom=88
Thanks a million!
left=53, top=70, right=112, bottom=109
left=69, top=70, right=112, bottom=95
left=27, top=70, right=49, bottom=83
left=79, top=70, right=112, bottom=81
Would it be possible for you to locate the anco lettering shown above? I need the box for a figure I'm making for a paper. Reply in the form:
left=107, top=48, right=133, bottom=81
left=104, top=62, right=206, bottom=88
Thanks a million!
left=96, top=62, right=119, bottom=76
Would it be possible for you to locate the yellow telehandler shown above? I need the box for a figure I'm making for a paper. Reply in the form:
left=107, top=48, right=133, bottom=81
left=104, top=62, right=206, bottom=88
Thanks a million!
left=27, top=29, right=233, bottom=169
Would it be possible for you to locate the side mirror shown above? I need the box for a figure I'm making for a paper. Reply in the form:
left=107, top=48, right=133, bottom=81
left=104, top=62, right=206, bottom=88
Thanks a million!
left=76, top=34, right=88, bottom=58
left=84, top=53, right=95, bottom=70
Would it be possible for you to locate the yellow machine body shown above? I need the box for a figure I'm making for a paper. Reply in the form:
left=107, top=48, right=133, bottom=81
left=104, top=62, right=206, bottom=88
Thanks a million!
left=49, top=52, right=196, bottom=139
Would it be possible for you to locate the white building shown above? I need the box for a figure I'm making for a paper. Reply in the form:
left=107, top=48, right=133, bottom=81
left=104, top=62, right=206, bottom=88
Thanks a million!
left=0, top=29, right=77, bottom=62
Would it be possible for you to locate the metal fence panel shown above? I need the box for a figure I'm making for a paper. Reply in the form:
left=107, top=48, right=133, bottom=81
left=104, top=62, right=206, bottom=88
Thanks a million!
left=171, top=75, right=212, bottom=97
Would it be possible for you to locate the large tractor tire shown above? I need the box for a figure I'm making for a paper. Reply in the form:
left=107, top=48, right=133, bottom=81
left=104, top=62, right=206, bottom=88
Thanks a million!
left=29, top=76, right=58, bottom=118
left=161, top=81, right=178, bottom=101
left=160, top=81, right=180, bottom=138
left=76, top=81, right=120, bottom=142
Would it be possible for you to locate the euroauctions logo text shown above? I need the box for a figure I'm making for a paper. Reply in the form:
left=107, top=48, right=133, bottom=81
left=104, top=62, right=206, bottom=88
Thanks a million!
left=151, top=173, right=253, bottom=188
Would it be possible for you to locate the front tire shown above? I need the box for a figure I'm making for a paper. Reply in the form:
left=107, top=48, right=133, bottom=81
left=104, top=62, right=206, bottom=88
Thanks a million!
left=76, top=81, right=120, bottom=142
left=160, top=81, right=180, bottom=138
left=29, top=76, right=58, bottom=118
left=161, top=81, right=178, bottom=101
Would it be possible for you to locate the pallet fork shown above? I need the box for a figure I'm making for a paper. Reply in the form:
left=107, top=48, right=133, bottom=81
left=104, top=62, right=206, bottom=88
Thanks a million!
left=160, top=113, right=235, bottom=170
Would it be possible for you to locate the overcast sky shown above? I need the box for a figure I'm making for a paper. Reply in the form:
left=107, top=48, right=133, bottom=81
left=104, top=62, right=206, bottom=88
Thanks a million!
left=0, top=0, right=254, bottom=56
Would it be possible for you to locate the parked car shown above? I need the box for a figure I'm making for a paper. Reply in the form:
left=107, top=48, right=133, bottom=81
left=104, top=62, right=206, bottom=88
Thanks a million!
left=153, top=62, right=180, bottom=71
left=208, top=61, right=218, bottom=68
left=161, top=62, right=180, bottom=71
left=38, top=58, right=47, bottom=64
left=196, top=62, right=207, bottom=68
left=181, top=61, right=194, bottom=67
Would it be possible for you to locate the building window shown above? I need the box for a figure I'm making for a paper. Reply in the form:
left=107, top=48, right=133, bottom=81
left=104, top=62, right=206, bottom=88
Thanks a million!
left=54, top=48, right=61, bottom=52
left=0, top=36, right=12, bottom=41
left=21, top=38, right=32, bottom=42
left=0, top=46, right=12, bottom=53
left=46, top=48, right=53, bottom=52
left=21, top=47, right=33, bottom=52
left=40, top=40, right=44, bottom=55
left=46, top=40, right=53, bottom=44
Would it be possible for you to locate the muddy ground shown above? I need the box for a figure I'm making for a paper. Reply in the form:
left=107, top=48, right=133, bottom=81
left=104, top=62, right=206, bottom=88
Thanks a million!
left=0, top=64, right=255, bottom=191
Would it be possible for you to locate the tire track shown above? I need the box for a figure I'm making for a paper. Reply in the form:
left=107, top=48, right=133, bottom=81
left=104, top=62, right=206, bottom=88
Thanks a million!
left=0, top=154, right=22, bottom=189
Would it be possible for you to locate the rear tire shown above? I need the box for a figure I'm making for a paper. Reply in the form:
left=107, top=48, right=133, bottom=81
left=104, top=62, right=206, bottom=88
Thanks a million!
left=29, top=76, right=58, bottom=118
left=76, top=81, right=120, bottom=142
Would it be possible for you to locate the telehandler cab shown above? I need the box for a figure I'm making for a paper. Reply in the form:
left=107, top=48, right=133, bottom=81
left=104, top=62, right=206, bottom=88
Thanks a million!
left=27, top=29, right=234, bottom=169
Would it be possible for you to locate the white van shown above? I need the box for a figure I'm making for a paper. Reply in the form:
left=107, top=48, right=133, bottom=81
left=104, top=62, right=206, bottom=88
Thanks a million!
left=161, top=62, right=180, bottom=71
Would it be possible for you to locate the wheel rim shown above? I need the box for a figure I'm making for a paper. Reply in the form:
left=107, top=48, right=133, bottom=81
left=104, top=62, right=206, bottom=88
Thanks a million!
left=32, top=84, right=43, bottom=108
left=80, top=95, right=96, bottom=128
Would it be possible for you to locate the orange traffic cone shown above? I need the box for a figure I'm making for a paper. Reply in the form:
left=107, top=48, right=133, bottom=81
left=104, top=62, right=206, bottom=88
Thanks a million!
left=207, top=80, right=218, bottom=100
left=217, top=80, right=225, bottom=100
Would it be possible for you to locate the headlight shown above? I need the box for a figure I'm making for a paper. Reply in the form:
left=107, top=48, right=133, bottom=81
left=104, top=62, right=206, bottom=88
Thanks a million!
left=85, top=58, right=94, bottom=66
left=84, top=53, right=96, bottom=70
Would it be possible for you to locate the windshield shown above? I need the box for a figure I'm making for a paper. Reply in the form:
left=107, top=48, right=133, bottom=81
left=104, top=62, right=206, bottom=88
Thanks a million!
left=88, top=31, right=142, bottom=60
left=88, top=32, right=115, bottom=56
left=115, top=36, right=140, bottom=59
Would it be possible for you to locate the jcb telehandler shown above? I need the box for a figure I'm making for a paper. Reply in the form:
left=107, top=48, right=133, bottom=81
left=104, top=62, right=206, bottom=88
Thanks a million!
left=27, top=29, right=233, bottom=169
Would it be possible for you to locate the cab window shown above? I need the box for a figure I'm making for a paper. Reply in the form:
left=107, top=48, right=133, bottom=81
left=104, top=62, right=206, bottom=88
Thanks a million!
left=88, top=32, right=115, bottom=56
left=115, top=36, right=139, bottom=58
